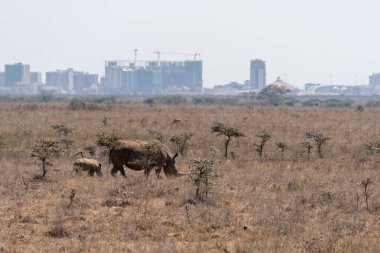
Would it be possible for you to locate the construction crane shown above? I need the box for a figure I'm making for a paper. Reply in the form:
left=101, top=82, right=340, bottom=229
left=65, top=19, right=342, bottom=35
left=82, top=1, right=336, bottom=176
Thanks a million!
left=152, top=51, right=200, bottom=61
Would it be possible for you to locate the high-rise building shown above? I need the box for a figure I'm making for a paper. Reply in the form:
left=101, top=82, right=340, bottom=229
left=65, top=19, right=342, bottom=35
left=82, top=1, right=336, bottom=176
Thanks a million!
left=0, top=72, right=5, bottom=86
left=46, top=69, right=74, bottom=90
left=4, top=63, right=30, bottom=86
left=30, top=72, right=42, bottom=83
left=250, top=59, right=266, bottom=90
left=73, top=71, right=98, bottom=90
left=369, top=73, right=380, bottom=86
left=104, top=60, right=203, bottom=94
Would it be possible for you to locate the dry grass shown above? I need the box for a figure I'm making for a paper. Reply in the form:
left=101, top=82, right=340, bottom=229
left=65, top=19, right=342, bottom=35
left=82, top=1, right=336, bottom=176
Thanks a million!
left=1, top=102, right=380, bottom=252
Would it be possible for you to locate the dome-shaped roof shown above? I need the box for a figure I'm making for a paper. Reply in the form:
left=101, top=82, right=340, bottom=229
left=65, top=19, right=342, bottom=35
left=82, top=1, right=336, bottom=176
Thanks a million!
left=268, top=76, right=297, bottom=90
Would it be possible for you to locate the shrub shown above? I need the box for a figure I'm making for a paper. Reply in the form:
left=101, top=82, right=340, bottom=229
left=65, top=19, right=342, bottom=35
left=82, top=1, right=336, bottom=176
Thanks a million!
left=170, top=133, right=193, bottom=156
left=253, top=131, right=271, bottom=158
left=275, top=141, right=287, bottom=158
left=96, top=133, right=122, bottom=151
left=51, top=124, right=73, bottom=138
left=305, top=131, right=329, bottom=158
left=60, top=139, right=74, bottom=156
left=143, top=95, right=187, bottom=105
left=84, top=144, right=96, bottom=157
left=300, top=140, right=313, bottom=159
left=187, top=158, right=222, bottom=199
left=257, top=85, right=290, bottom=106
left=0, top=134, right=6, bottom=149
left=325, top=99, right=353, bottom=108
left=365, top=101, right=380, bottom=107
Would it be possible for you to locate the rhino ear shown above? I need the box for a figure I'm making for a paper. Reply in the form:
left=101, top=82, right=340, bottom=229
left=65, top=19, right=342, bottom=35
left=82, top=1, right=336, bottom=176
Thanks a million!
left=173, top=153, right=178, bottom=160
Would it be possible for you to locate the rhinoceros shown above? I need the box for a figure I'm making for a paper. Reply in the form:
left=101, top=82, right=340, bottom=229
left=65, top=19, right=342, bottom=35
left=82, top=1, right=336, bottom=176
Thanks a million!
left=73, top=158, right=103, bottom=176
left=109, top=140, right=184, bottom=178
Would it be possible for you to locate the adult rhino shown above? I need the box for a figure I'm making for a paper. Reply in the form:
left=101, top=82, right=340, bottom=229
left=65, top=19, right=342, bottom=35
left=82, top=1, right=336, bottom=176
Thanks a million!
left=73, top=158, right=103, bottom=176
left=109, top=140, right=185, bottom=178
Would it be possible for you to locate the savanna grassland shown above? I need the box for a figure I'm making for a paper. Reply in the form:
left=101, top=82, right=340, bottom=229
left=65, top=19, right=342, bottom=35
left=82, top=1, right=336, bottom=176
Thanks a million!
left=1, top=102, right=380, bottom=253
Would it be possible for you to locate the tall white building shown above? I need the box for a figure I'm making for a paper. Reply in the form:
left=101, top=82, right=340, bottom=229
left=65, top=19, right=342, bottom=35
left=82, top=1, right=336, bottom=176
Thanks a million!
left=369, top=73, right=380, bottom=86
left=46, top=69, right=74, bottom=91
left=250, top=59, right=266, bottom=90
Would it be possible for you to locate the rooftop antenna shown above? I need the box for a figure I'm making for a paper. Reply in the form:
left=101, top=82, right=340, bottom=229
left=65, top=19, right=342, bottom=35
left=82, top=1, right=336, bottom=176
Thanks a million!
left=154, top=51, right=161, bottom=62
left=193, top=52, right=200, bottom=61
left=133, top=48, right=138, bottom=64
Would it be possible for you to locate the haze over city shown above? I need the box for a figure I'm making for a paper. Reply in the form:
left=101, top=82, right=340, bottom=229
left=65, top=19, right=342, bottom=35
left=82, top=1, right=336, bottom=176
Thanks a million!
left=1, top=0, right=380, bottom=88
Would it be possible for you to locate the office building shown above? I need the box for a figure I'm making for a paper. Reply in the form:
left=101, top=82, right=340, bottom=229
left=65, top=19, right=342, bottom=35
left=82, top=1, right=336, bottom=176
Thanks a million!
left=73, top=72, right=98, bottom=90
left=0, top=72, right=4, bottom=86
left=30, top=72, right=42, bottom=83
left=250, top=59, right=266, bottom=90
left=4, top=63, right=30, bottom=86
left=369, top=73, right=380, bottom=86
left=104, top=60, right=203, bottom=94
left=46, top=69, right=74, bottom=90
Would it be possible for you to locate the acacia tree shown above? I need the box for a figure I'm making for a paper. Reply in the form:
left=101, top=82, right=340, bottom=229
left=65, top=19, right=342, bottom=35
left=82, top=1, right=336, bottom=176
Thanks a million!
left=305, top=131, right=330, bottom=158
left=211, top=122, right=245, bottom=158
left=31, top=140, right=60, bottom=178
left=275, top=141, right=287, bottom=158
left=257, top=84, right=290, bottom=106
left=253, top=131, right=271, bottom=158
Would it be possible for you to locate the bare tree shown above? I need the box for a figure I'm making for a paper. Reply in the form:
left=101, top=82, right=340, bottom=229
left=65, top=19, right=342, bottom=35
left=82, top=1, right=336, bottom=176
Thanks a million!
left=211, top=122, right=245, bottom=158
left=31, top=140, right=60, bottom=178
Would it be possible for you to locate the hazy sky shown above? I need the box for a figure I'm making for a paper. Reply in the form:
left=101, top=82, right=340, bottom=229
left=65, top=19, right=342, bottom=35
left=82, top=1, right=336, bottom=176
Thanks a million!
left=1, top=0, right=380, bottom=88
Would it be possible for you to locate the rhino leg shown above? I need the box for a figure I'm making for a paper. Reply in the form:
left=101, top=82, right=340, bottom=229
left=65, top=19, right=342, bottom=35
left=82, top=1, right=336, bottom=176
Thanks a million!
left=111, top=166, right=120, bottom=176
left=144, top=168, right=152, bottom=179
left=119, top=167, right=126, bottom=177
left=155, top=168, right=162, bottom=179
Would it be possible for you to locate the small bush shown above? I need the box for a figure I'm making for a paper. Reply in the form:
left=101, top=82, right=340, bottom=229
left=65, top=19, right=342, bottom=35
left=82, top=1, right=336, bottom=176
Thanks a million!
left=0, top=134, right=6, bottom=149
left=143, top=95, right=187, bottom=105
left=170, top=133, right=193, bottom=156
left=253, top=131, right=271, bottom=158
left=96, top=133, right=122, bottom=150
left=187, top=158, right=222, bottom=200
left=305, top=131, right=329, bottom=158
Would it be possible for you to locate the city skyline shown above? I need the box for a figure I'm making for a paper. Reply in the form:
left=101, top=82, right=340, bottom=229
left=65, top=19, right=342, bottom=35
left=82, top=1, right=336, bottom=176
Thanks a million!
left=1, top=0, right=380, bottom=88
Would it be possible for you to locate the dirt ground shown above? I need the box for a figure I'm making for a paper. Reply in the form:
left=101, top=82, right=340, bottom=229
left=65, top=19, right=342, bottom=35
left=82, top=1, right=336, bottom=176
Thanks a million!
left=1, top=102, right=380, bottom=252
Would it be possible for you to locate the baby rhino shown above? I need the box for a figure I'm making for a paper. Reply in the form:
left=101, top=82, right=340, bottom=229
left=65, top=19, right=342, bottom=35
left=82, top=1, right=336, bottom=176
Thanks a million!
left=73, top=158, right=103, bottom=177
